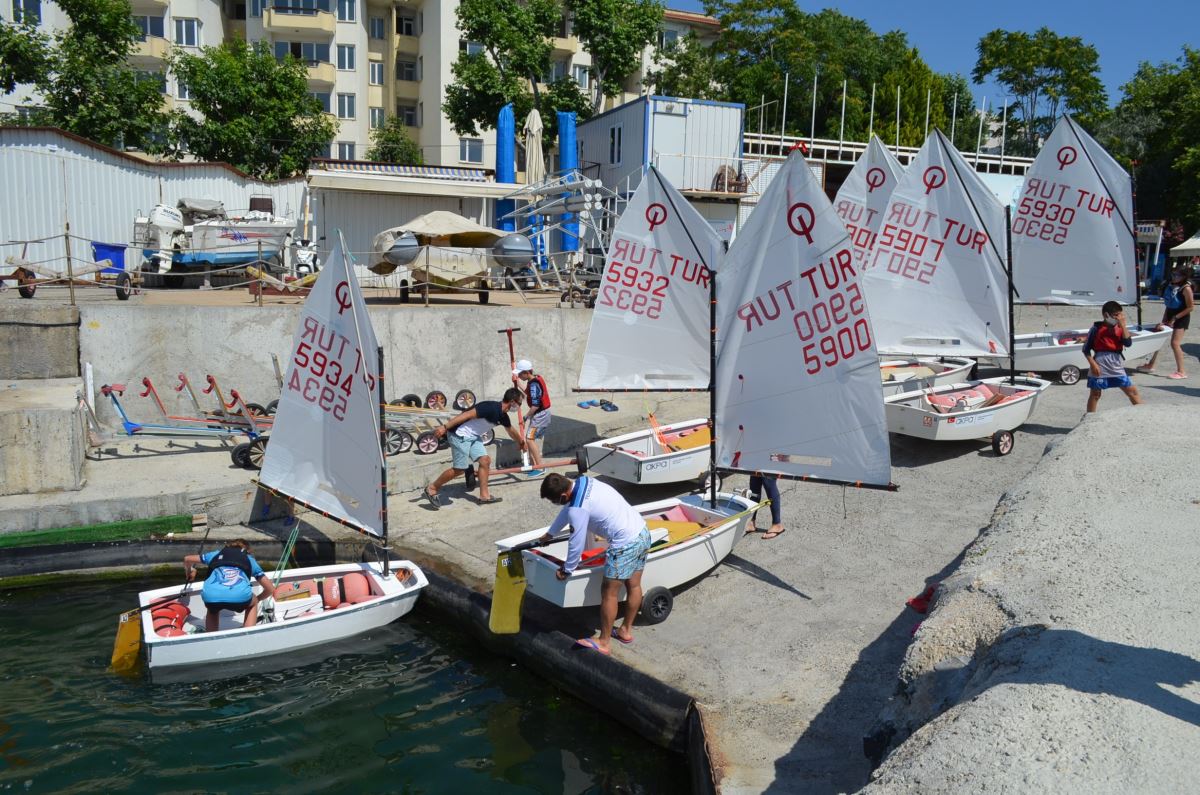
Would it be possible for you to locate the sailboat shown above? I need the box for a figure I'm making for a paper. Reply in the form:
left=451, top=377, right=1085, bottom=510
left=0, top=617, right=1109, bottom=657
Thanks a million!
left=1007, top=115, right=1169, bottom=384
left=111, top=234, right=427, bottom=674
left=863, top=130, right=1051, bottom=456
left=492, top=150, right=893, bottom=629
left=835, top=135, right=974, bottom=395
left=573, top=165, right=723, bottom=486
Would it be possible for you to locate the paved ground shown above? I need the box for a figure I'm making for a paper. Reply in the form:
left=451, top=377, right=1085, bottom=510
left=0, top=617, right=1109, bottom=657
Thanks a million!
left=9, top=299, right=1195, bottom=793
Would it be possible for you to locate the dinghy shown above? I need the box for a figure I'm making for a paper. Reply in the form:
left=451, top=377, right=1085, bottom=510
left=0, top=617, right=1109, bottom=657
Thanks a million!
left=879, top=356, right=975, bottom=397
left=112, top=234, right=426, bottom=674
left=865, top=129, right=1049, bottom=455
left=1008, top=116, right=1168, bottom=383
left=574, top=165, right=722, bottom=486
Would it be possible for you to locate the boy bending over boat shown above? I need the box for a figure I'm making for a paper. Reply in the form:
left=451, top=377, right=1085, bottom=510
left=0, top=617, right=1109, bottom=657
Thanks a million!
left=1083, top=301, right=1142, bottom=413
left=538, top=473, right=651, bottom=654
left=184, top=540, right=277, bottom=632
left=425, top=388, right=527, bottom=507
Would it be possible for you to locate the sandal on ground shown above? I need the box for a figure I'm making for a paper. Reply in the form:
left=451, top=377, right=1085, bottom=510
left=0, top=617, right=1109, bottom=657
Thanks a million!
left=1134, top=365, right=1154, bottom=373
left=761, top=526, right=787, bottom=540
left=610, top=628, right=633, bottom=645
left=599, top=399, right=619, bottom=412
left=478, top=495, right=503, bottom=504
left=575, top=637, right=610, bottom=655
left=577, top=399, right=600, bottom=408
left=1168, top=372, right=1188, bottom=379
left=423, top=488, right=442, bottom=510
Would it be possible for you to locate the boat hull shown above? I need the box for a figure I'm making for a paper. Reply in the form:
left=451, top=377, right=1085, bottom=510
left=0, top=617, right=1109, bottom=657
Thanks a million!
left=879, top=356, right=976, bottom=397
left=140, top=561, right=426, bottom=670
left=884, top=376, right=1052, bottom=442
left=1009, top=326, right=1170, bottom=373
left=579, top=417, right=710, bottom=485
left=495, top=493, right=754, bottom=609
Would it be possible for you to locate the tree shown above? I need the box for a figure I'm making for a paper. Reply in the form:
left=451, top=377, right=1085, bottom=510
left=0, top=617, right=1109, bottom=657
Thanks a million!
left=646, top=31, right=721, bottom=99
left=973, top=27, right=1106, bottom=155
left=569, top=0, right=663, bottom=113
left=2, top=0, right=169, bottom=150
left=365, top=116, right=423, bottom=164
left=170, top=40, right=337, bottom=179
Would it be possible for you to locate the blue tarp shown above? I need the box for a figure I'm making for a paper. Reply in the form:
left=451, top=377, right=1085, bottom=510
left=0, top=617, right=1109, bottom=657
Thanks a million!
left=496, top=104, right=516, bottom=233
left=557, top=111, right=579, bottom=253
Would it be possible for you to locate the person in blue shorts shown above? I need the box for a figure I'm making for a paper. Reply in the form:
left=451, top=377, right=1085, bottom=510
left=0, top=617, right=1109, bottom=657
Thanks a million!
left=183, top=540, right=277, bottom=632
left=425, top=388, right=526, bottom=507
left=513, top=358, right=552, bottom=478
left=1083, top=301, right=1142, bottom=413
left=539, top=473, right=651, bottom=654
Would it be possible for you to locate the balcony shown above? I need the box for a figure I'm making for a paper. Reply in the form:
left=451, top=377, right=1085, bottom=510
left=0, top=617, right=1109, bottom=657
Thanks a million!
left=394, top=80, right=420, bottom=101
left=130, top=0, right=168, bottom=9
left=264, top=7, right=335, bottom=36
left=305, top=60, right=336, bottom=87
left=395, top=34, right=419, bottom=56
left=553, top=36, right=580, bottom=55
left=131, top=35, right=169, bottom=64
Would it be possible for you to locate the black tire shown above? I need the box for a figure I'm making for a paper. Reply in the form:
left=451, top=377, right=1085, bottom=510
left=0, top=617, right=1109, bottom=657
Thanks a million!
left=399, top=280, right=410, bottom=304
left=395, top=429, right=413, bottom=453
left=231, top=442, right=251, bottom=468
left=415, top=431, right=439, bottom=454
left=266, top=399, right=279, bottom=415
left=399, top=393, right=422, bottom=408
left=991, top=430, right=1014, bottom=457
left=245, top=402, right=267, bottom=416
left=1059, top=364, right=1081, bottom=385
left=968, top=362, right=979, bottom=380
left=576, top=448, right=589, bottom=474
left=503, top=268, right=514, bottom=289
left=478, top=283, right=490, bottom=304
left=116, top=271, right=132, bottom=300
left=453, top=389, right=476, bottom=410
left=247, top=437, right=269, bottom=469
left=640, top=586, right=674, bottom=625
left=140, top=261, right=162, bottom=290
left=17, top=283, right=36, bottom=299
left=479, top=428, right=495, bottom=445
left=383, top=428, right=409, bottom=456
left=424, top=390, right=448, bottom=410
left=698, top=471, right=724, bottom=494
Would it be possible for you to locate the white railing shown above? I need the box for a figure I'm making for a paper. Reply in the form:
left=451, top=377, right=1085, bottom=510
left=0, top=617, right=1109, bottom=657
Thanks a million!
left=650, top=152, right=759, bottom=195
left=742, top=132, right=1034, bottom=175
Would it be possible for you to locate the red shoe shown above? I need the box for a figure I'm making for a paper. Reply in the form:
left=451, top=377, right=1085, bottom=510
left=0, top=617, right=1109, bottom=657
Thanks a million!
left=906, top=583, right=939, bottom=614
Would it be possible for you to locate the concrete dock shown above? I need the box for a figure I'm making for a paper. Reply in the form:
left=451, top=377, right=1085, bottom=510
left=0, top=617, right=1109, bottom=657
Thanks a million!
left=2, top=291, right=1196, bottom=793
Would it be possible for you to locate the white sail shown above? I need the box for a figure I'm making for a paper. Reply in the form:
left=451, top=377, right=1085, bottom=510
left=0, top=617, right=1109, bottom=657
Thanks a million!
left=861, top=129, right=1010, bottom=357
left=578, top=166, right=723, bottom=390
left=834, top=135, right=905, bottom=271
left=260, top=233, right=384, bottom=537
left=714, top=149, right=891, bottom=487
left=1012, top=116, right=1134, bottom=304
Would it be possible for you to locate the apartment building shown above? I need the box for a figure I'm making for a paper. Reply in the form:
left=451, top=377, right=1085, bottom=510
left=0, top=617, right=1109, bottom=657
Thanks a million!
left=2, top=1, right=718, bottom=169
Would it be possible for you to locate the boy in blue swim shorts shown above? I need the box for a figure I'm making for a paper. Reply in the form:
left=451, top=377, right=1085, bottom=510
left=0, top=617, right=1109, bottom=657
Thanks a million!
left=1083, top=301, right=1142, bottom=413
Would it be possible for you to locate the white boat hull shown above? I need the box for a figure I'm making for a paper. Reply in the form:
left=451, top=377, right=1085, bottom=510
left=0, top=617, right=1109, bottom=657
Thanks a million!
left=495, top=492, right=754, bottom=609
left=879, top=356, right=976, bottom=397
left=1009, top=326, right=1170, bottom=375
left=579, top=417, right=710, bottom=485
left=190, top=217, right=296, bottom=255
left=139, top=560, right=426, bottom=670
left=885, top=376, right=1052, bottom=442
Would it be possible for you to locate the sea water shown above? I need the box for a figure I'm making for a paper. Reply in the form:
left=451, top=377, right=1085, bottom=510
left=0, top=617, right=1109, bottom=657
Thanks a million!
left=0, top=579, right=687, bottom=793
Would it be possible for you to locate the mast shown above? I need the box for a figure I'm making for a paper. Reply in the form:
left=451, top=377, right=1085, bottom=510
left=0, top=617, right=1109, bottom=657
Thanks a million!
left=1006, top=206, right=1016, bottom=384
left=708, top=243, right=720, bottom=509
left=377, top=344, right=390, bottom=577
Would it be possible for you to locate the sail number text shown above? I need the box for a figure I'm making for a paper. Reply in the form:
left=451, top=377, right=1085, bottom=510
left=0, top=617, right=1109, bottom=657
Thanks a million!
left=598, top=237, right=711, bottom=320
left=287, top=317, right=376, bottom=421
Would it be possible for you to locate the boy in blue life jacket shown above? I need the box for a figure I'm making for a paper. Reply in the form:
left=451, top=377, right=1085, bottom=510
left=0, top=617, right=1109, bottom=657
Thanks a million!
left=1083, top=301, right=1142, bottom=413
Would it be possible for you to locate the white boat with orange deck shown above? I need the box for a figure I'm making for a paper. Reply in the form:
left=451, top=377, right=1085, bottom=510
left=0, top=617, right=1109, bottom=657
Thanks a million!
left=884, top=376, right=1051, bottom=454
left=576, top=416, right=712, bottom=486
left=879, top=356, right=976, bottom=397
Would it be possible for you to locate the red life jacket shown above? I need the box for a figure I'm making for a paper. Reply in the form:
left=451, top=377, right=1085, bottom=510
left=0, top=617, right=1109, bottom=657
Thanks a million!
left=1088, top=322, right=1124, bottom=353
left=528, top=374, right=551, bottom=410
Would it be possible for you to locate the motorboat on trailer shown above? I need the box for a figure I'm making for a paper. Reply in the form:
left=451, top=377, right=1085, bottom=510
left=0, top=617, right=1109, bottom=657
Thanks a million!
left=884, top=376, right=1051, bottom=455
left=495, top=492, right=755, bottom=624
left=879, top=356, right=975, bottom=397
left=1009, top=116, right=1157, bottom=383
left=112, top=233, right=426, bottom=674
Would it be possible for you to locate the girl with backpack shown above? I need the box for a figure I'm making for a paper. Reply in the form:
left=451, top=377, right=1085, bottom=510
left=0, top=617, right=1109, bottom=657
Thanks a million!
left=1138, top=263, right=1194, bottom=379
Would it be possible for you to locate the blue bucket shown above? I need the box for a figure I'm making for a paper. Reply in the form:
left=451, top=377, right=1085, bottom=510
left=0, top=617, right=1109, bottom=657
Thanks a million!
left=91, top=242, right=126, bottom=275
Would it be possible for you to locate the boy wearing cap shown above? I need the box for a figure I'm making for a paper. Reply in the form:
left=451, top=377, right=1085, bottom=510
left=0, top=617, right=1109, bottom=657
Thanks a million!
left=513, top=358, right=551, bottom=477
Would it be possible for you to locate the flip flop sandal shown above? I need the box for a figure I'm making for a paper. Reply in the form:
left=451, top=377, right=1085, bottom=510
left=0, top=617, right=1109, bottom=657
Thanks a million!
left=423, top=489, right=442, bottom=510
left=599, top=400, right=619, bottom=412
left=478, top=496, right=503, bottom=504
left=577, top=399, right=600, bottom=408
left=610, top=628, right=633, bottom=645
left=574, top=637, right=610, bottom=655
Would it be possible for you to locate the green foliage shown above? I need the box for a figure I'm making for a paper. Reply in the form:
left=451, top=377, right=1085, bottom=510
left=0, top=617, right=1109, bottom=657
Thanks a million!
left=973, top=27, right=1106, bottom=154
left=1103, top=47, right=1200, bottom=231
left=569, top=0, right=663, bottom=112
left=170, top=40, right=337, bottom=179
left=646, top=31, right=721, bottom=99
left=365, top=115, right=423, bottom=164
left=0, top=18, right=47, bottom=94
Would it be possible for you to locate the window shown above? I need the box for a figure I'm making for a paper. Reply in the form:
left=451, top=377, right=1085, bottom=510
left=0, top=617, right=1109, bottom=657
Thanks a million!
left=336, top=142, right=355, bottom=160
left=396, top=12, right=417, bottom=36
left=310, top=91, right=331, bottom=113
left=136, top=71, right=167, bottom=94
left=337, top=92, right=355, bottom=119
left=336, top=0, right=354, bottom=22
left=275, top=41, right=330, bottom=63
left=544, top=59, right=568, bottom=83
left=12, top=0, right=40, bottom=24
left=250, top=0, right=264, bottom=18
left=369, top=107, right=384, bottom=129
left=173, top=18, right=199, bottom=47
left=337, top=44, right=355, bottom=70
left=573, top=65, right=589, bottom=90
left=273, top=0, right=330, bottom=15
left=396, top=102, right=417, bottom=126
left=133, top=15, right=165, bottom=40
left=395, top=59, right=417, bottom=81
left=658, top=28, right=679, bottom=50
left=177, top=81, right=191, bottom=101
left=369, top=15, right=385, bottom=39
left=459, top=40, right=484, bottom=56
left=555, top=16, right=568, bottom=38
left=459, top=138, right=483, bottom=164
left=608, top=124, right=622, bottom=165
left=369, top=62, right=384, bottom=85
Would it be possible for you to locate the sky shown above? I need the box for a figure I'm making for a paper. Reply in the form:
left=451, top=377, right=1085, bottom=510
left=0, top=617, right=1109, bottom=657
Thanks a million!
left=670, top=0, right=1194, bottom=107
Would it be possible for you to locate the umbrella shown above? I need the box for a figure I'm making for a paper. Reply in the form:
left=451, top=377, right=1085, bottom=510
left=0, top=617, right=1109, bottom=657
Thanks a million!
left=523, top=109, right=545, bottom=188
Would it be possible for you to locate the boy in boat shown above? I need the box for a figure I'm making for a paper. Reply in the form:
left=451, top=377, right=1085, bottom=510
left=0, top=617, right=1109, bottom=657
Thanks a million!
left=425, top=388, right=527, bottom=507
left=1083, top=301, right=1142, bottom=413
left=538, top=473, right=652, bottom=654
left=513, top=358, right=551, bottom=478
left=183, top=540, right=277, bottom=632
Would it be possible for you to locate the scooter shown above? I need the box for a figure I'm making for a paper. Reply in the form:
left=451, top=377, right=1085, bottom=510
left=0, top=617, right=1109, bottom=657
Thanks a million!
left=292, top=236, right=323, bottom=277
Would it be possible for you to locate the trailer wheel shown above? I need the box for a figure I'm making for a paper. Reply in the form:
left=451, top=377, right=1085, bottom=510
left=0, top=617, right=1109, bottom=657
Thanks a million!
left=1058, top=364, right=1081, bottom=385
left=266, top=399, right=279, bottom=415
left=231, top=443, right=251, bottom=468
left=991, top=430, right=1014, bottom=457
left=140, top=261, right=162, bottom=290
left=640, top=587, right=674, bottom=625
left=395, top=430, right=414, bottom=453
left=453, top=389, right=476, bottom=410
left=424, top=390, right=448, bottom=410
left=399, top=279, right=410, bottom=304
left=397, top=393, right=422, bottom=408
left=479, top=429, right=494, bottom=445
left=16, top=269, right=36, bottom=299
left=383, top=428, right=409, bottom=456
left=698, top=471, right=724, bottom=494
left=115, top=271, right=132, bottom=300
left=576, top=449, right=589, bottom=474
left=245, top=402, right=268, bottom=416
left=415, top=431, right=439, bottom=455
left=247, top=437, right=269, bottom=469
left=477, top=282, right=490, bottom=304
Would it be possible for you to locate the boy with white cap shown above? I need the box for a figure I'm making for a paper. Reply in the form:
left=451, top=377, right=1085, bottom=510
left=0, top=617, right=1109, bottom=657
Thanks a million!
left=513, top=358, right=551, bottom=477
